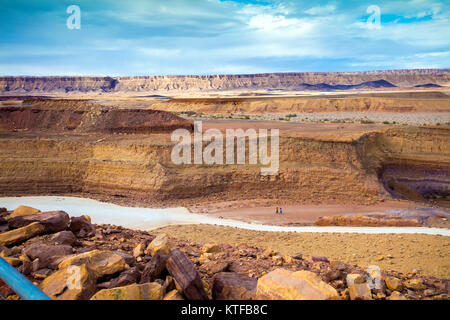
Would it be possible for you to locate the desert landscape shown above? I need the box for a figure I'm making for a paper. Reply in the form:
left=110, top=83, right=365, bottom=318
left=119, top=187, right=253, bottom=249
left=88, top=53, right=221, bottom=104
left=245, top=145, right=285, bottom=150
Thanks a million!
left=0, top=69, right=449, bottom=300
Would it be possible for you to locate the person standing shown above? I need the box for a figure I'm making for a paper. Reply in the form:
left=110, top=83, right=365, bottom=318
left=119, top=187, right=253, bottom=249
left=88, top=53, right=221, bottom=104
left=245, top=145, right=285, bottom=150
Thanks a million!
left=275, top=207, right=279, bottom=214
left=279, top=207, right=283, bottom=214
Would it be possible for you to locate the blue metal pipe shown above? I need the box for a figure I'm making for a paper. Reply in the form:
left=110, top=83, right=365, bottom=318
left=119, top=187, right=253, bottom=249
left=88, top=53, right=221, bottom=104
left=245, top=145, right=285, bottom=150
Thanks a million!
left=0, top=256, right=51, bottom=300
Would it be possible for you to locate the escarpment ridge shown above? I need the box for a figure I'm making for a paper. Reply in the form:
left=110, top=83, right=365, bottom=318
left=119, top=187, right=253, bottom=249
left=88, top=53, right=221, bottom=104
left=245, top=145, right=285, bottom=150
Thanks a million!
left=1, top=69, right=449, bottom=93
left=0, top=99, right=193, bottom=133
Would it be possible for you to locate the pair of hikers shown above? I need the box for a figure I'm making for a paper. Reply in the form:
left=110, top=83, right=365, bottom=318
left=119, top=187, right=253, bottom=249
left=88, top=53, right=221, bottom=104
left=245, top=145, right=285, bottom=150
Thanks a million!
left=275, top=207, right=283, bottom=214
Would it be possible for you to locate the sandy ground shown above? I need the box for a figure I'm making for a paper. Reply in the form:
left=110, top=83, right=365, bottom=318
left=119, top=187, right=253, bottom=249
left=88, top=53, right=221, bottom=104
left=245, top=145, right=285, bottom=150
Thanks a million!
left=190, top=199, right=417, bottom=225
left=155, top=224, right=450, bottom=279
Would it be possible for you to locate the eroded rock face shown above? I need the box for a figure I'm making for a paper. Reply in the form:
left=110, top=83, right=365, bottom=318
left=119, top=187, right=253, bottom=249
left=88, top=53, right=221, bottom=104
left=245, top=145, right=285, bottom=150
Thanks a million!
left=8, top=211, right=70, bottom=234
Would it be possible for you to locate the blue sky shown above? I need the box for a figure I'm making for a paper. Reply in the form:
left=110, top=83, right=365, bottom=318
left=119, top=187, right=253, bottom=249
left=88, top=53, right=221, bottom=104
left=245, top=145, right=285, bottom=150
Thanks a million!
left=0, top=0, right=449, bottom=75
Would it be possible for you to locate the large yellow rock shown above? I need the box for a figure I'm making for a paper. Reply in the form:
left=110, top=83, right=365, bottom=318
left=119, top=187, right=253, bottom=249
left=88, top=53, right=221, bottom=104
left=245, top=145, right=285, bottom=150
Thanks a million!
left=256, top=269, right=340, bottom=300
left=348, top=283, right=372, bottom=300
left=90, top=282, right=164, bottom=300
left=0, top=222, right=45, bottom=246
left=403, top=278, right=425, bottom=291
left=385, top=276, right=403, bottom=292
left=147, top=234, right=171, bottom=256
left=58, top=250, right=128, bottom=277
left=41, top=264, right=97, bottom=300
left=10, top=205, right=41, bottom=218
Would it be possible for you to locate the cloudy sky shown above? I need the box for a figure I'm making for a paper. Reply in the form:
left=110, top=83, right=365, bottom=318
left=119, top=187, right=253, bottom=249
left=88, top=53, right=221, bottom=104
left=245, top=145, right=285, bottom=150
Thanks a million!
left=0, top=0, right=449, bottom=75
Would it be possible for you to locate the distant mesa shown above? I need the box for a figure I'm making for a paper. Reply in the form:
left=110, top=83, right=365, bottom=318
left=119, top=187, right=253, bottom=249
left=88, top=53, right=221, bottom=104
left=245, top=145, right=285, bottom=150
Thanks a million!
left=0, top=69, right=448, bottom=93
left=414, top=83, right=443, bottom=88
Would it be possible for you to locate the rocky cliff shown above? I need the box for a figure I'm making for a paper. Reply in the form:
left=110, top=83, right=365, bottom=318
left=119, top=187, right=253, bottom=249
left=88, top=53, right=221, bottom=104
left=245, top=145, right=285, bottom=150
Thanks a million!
left=0, top=124, right=448, bottom=208
left=1, top=69, right=448, bottom=93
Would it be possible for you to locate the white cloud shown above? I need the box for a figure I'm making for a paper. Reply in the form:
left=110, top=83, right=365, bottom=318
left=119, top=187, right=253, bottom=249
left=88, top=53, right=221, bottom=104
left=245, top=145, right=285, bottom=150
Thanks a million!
left=304, top=4, right=336, bottom=16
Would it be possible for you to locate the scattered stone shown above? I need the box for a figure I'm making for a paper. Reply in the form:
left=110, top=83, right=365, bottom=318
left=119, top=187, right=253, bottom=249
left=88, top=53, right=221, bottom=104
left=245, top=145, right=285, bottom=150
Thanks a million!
left=50, top=231, right=77, bottom=246
left=3, top=256, right=21, bottom=267
left=166, top=249, right=208, bottom=300
left=256, top=269, right=340, bottom=300
left=212, top=272, right=257, bottom=300
left=32, top=268, right=53, bottom=280
left=147, top=234, right=171, bottom=256
left=10, top=205, right=41, bottom=218
left=346, top=274, right=366, bottom=286
left=0, top=222, right=45, bottom=246
left=8, top=211, right=70, bottom=233
left=58, top=250, right=128, bottom=278
left=312, top=256, right=329, bottom=263
left=140, top=253, right=169, bottom=283
left=113, top=251, right=134, bottom=266
left=385, top=276, right=403, bottom=292
left=23, top=242, right=73, bottom=269
left=108, top=267, right=140, bottom=288
left=133, top=243, right=145, bottom=258
left=69, top=216, right=95, bottom=237
left=205, top=261, right=229, bottom=274
left=348, top=283, right=372, bottom=300
left=202, top=243, right=220, bottom=253
left=90, top=282, right=164, bottom=300
left=41, top=264, right=97, bottom=300
left=403, top=278, right=425, bottom=291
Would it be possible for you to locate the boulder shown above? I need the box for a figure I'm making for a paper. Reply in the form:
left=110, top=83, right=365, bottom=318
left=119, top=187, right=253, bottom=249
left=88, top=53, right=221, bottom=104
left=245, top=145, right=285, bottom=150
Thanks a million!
left=0, top=217, right=6, bottom=225
left=403, top=278, right=425, bottom=291
left=212, top=272, right=257, bottom=300
left=348, top=283, right=372, bottom=300
left=40, top=264, right=97, bottom=300
left=10, top=205, right=40, bottom=218
left=256, top=269, right=340, bottom=300
left=202, top=243, right=220, bottom=253
left=346, top=274, right=366, bottom=286
left=140, top=253, right=169, bottom=283
left=133, top=243, right=145, bottom=258
left=147, top=234, right=171, bottom=256
left=69, top=216, right=96, bottom=237
left=90, top=282, right=164, bottom=300
left=0, top=222, right=45, bottom=246
left=204, top=261, right=229, bottom=274
left=166, top=250, right=208, bottom=300
left=50, top=231, right=77, bottom=246
left=113, top=251, right=134, bottom=266
left=385, top=276, right=403, bottom=292
left=58, top=250, right=128, bottom=278
left=312, top=256, right=329, bottom=263
left=8, top=211, right=70, bottom=233
left=23, top=242, right=73, bottom=269
left=108, top=267, right=140, bottom=288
